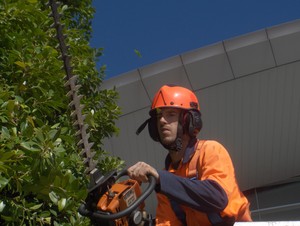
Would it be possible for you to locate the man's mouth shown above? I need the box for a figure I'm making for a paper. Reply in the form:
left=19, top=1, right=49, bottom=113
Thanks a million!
left=160, top=127, right=171, bottom=135
left=160, top=126, right=169, bottom=132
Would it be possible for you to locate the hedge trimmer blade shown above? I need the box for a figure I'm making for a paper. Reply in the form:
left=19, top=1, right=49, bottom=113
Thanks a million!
left=48, top=0, right=101, bottom=188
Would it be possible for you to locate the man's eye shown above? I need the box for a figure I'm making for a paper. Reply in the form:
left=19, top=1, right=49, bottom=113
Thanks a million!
left=168, top=112, right=177, bottom=117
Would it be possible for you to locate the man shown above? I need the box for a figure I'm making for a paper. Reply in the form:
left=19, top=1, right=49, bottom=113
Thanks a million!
left=128, top=85, right=252, bottom=226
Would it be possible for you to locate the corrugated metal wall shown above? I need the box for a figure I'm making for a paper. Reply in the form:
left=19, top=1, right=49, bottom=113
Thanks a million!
left=198, top=62, right=300, bottom=189
left=101, top=19, right=300, bottom=216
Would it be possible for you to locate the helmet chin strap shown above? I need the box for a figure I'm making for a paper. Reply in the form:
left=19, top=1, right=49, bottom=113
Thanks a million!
left=161, top=137, right=183, bottom=152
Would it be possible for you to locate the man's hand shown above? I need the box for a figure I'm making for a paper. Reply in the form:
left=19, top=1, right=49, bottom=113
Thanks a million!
left=127, top=162, right=160, bottom=184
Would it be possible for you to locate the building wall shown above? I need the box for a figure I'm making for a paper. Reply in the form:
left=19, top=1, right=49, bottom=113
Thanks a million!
left=198, top=61, right=300, bottom=190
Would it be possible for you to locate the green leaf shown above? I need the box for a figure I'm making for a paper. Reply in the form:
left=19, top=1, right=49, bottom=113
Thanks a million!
left=0, top=215, right=13, bottom=221
left=58, top=198, right=66, bottom=211
left=50, top=209, right=57, bottom=217
left=35, top=128, right=44, bottom=142
left=27, top=116, right=35, bottom=128
left=0, top=116, right=8, bottom=123
left=40, top=211, right=51, bottom=217
left=0, top=176, right=9, bottom=189
left=49, top=191, right=58, bottom=204
left=0, top=150, right=17, bottom=161
left=48, top=129, right=60, bottom=142
left=30, top=203, right=43, bottom=210
left=44, top=217, right=51, bottom=224
left=51, top=123, right=60, bottom=129
left=70, top=216, right=76, bottom=224
left=15, top=95, right=24, bottom=103
left=12, top=127, right=17, bottom=136
left=20, top=141, right=40, bottom=152
left=134, top=49, right=142, bottom=58
left=1, top=127, right=10, bottom=140
left=0, top=201, right=6, bottom=212
left=53, top=176, right=61, bottom=187
left=14, top=61, right=26, bottom=69
left=61, top=5, right=68, bottom=12
left=85, top=112, right=96, bottom=128
left=5, top=100, right=15, bottom=113
left=20, top=121, right=28, bottom=133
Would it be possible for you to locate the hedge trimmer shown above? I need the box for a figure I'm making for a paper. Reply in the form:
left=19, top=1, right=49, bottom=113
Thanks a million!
left=47, top=1, right=155, bottom=225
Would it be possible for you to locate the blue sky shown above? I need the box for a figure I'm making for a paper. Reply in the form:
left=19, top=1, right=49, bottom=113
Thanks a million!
left=90, top=1, right=300, bottom=80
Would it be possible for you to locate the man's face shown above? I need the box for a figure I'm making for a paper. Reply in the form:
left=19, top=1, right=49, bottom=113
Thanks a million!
left=156, top=108, right=181, bottom=145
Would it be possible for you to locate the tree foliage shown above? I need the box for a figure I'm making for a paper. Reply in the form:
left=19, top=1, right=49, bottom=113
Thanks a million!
left=0, top=0, right=123, bottom=224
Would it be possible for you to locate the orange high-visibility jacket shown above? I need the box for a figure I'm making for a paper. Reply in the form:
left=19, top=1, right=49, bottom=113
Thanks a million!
left=155, top=139, right=252, bottom=226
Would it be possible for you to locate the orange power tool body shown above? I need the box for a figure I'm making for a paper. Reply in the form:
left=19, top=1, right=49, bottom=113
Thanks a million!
left=97, top=178, right=144, bottom=226
left=78, top=170, right=156, bottom=226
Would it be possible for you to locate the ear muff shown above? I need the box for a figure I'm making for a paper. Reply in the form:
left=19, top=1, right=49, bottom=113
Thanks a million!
left=148, top=117, right=160, bottom=141
left=183, top=110, right=202, bottom=137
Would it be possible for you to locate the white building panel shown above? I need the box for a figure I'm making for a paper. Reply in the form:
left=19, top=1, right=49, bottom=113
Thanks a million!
left=267, top=20, right=300, bottom=65
left=101, top=70, right=151, bottom=115
left=198, top=62, right=300, bottom=189
left=181, top=42, right=234, bottom=90
left=139, top=56, right=192, bottom=98
left=224, top=29, right=276, bottom=77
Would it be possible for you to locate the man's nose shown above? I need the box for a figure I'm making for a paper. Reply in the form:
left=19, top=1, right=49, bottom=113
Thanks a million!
left=158, top=115, right=167, bottom=124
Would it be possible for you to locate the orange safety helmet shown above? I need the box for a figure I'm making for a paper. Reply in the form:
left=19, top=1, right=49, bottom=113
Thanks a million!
left=150, top=85, right=200, bottom=114
left=137, top=85, right=202, bottom=151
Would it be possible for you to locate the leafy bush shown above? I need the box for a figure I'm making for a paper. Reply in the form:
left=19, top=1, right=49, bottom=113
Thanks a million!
left=0, top=0, right=123, bottom=224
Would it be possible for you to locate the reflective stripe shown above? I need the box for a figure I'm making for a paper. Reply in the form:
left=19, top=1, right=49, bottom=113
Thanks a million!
left=187, top=140, right=205, bottom=178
